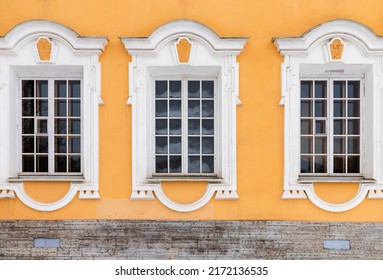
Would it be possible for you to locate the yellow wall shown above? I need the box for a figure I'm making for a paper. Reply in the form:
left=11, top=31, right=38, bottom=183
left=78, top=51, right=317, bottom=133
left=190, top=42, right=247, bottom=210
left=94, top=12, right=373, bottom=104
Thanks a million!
left=1, top=0, right=383, bottom=221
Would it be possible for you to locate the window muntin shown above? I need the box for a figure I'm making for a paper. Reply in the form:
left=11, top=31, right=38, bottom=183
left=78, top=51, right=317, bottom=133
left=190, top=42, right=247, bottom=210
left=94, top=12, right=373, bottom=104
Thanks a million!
left=154, top=78, right=215, bottom=175
left=21, top=79, right=82, bottom=175
left=300, top=79, right=361, bottom=175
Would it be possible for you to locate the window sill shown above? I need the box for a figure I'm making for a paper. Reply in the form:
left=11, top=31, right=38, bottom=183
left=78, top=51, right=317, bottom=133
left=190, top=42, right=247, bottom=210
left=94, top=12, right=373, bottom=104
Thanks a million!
left=8, top=175, right=85, bottom=182
left=298, top=176, right=375, bottom=183
left=147, top=175, right=223, bottom=183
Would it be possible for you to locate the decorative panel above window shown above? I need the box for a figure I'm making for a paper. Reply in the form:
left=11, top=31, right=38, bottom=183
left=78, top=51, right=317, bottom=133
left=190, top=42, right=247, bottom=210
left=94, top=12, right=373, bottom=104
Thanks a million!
left=273, top=19, right=383, bottom=212
left=0, top=20, right=108, bottom=211
left=121, top=20, right=248, bottom=212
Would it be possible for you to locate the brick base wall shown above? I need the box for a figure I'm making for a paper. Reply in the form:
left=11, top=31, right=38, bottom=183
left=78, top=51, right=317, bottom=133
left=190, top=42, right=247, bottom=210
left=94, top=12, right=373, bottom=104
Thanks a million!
left=0, top=220, right=381, bottom=259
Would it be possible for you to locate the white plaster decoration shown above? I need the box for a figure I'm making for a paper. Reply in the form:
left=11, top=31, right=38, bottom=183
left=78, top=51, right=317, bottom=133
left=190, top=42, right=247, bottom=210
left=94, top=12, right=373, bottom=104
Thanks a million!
left=0, top=20, right=107, bottom=211
left=121, top=20, right=247, bottom=212
left=274, top=19, right=383, bottom=212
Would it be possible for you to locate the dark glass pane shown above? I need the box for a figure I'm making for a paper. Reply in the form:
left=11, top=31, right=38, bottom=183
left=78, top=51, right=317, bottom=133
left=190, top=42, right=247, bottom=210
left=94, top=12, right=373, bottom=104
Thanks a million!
left=169, top=137, right=181, bottom=154
left=22, top=136, right=34, bottom=153
left=155, top=100, right=167, bottom=117
left=202, top=156, right=214, bottom=173
left=37, top=119, right=47, bottom=134
left=333, top=100, right=344, bottom=117
left=69, top=100, right=81, bottom=117
left=155, top=81, right=167, bottom=98
left=55, top=137, right=67, bottom=153
left=55, top=155, right=67, bottom=172
left=169, top=156, right=182, bottom=173
left=156, top=156, right=168, bottom=173
left=202, top=81, right=214, bottom=98
left=22, top=155, right=34, bottom=172
left=347, top=119, right=360, bottom=135
left=347, top=81, right=360, bottom=98
left=315, top=120, right=326, bottom=134
left=69, top=137, right=81, bottom=153
left=301, top=81, right=312, bottom=98
left=300, top=100, right=312, bottom=117
left=188, top=137, right=200, bottom=154
left=155, top=137, right=167, bottom=154
left=315, top=81, right=327, bottom=98
left=55, top=100, right=67, bottom=117
left=334, top=137, right=345, bottom=154
left=55, top=119, right=67, bottom=134
left=347, top=137, right=360, bottom=154
left=188, top=119, right=200, bottom=135
left=334, top=81, right=345, bottom=98
left=37, top=100, right=48, bottom=116
left=333, top=156, right=346, bottom=173
left=202, top=100, right=214, bottom=117
left=36, top=137, right=48, bottom=153
left=169, top=81, right=181, bottom=98
left=155, top=119, right=167, bottom=135
left=188, top=81, right=200, bottom=98
left=37, top=81, right=48, bottom=97
left=55, top=81, right=67, bottom=97
left=22, top=118, right=34, bottom=134
left=36, top=156, right=48, bottom=172
left=188, top=100, right=200, bottom=117
left=69, top=119, right=81, bottom=134
left=333, top=119, right=345, bottom=135
left=202, top=119, right=214, bottom=135
left=347, top=100, right=360, bottom=117
left=22, top=99, right=34, bottom=117
left=169, top=119, right=181, bottom=135
left=300, top=156, right=312, bottom=173
left=69, top=81, right=81, bottom=98
left=22, top=80, right=34, bottom=97
left=169, top=100, right=181, bottom=117
left=314, top=156, right=327, bottom=173
left=347, top=156, right=360, bottom=173
left=202, top=137, right=214, bottom=154
left=69, top=155, right=81, bottom=172
left=315, top=101, right=326, bottom=117
left=188, top=156, right=200, bottom=173
left=315, top=137, right=326, bottom=154
left=300, top=137, right=312, bottom=154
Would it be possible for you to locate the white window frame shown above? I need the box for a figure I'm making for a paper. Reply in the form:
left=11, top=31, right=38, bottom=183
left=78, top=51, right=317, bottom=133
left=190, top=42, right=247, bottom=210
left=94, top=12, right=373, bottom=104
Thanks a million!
left=0, top=20, right=107, bottom=211
left=121, top=20, right=248, bottom=212
left=274, top=19, right=383, bottom=212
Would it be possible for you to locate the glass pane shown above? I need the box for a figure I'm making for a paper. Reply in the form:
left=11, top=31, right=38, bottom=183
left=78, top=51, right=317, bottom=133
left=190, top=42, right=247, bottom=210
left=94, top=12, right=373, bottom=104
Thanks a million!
left=169, top=100, right=181, bottom=117
left=55, top=155, right=67, bottom=172
left=333, top=156, right=346, bottom=173
left=334, top=137, right=345, bottom=154
left=155, top=81, right=167, bottom=98
left=55, top=119, right=67, bottom=134
left=202, top=81, right=214, bottom=98
left=55, top=100, right=67, bottom=117
left=36, top=137, right=48, bottom=153
left=69, top=81, right=81, bottom=98
left=22, top=155, right=34, bottom=172
left=301, top=81, right=312, bottom=98
left=22, top=100, right=34, bottom=117
left=334, top=81, right=345, bottom=98
left=69, top=119, right=81, bottom=134
left=155, top=137, right=167, bottom=154
left=315, top=137, right=327, bottom=154
left=300, top=156, right=313, bottom=173
left=55, top=81, right=67, bottom=97
left=169, top=156, right=182, bottom=173
left=347, top=137, right=360, bottom=154
left=333, top=119, right=345, bottom=135
left=314, top=156, right=327, bottom=173
left=22, top=136, right=34, bottom=153
left=36, top=155, right=48, bottom=172
left=300, top=100, right=312, bottom=117
left=202, top=119, right=214, bottom=135
left=348, top=119, right=360, bottom=135
left=202, top=156, right=214, bottom=173
left=315, top=120, right=326, bottom=134
left=156, top=156, right=168, bottom=173
left=69, top=100, right=81, bottom=117
left=301, top=137, right=312, bottom=154
left=348, top=81, right=360, bottom=98
left=188, top=156, right=200, bottom=173
left=169, top=137, right=181, bottom=154
left=202, top=100, right=214, bottom=117
left=169, top=81, right=181, bottom=98
left=188, top=119, right=200, bottom=135
left=315, top=81, right=327, bottom=98
left=22, top=80, right=34, bottom=97
left=37, top=100, right=48, bottom=116
left=188, top=81, right=200, bottom=98
left=22, top=118, right=34, bottom=134
left=169, top=119, right=181, bottom=135
left=202, top=137, right=214, bottom=154
left=347, top=156, right=360, bottom=173
left=69, top=137, right=81, bottom=153
left=315, top=101, right=326, bottom=117
left=300, top=119, right=312, bottom=135
left=55, top=137, right=67, bottom=153
left=188, top=100, right=200, bottom=117
left=188, top=137, right=200, bottom=154
left=37, top=119, right=47, bottom=134
left=333, top=100, right=344, bottom=117
left=155, top=100, right=167, bottom=117
left=155, top=119, right=167, bottom=135
left=347, top=100, right=360, bottom=117
left=37, top=81, right=48, bottom=97
left=69, top=155, right=81, bottom=173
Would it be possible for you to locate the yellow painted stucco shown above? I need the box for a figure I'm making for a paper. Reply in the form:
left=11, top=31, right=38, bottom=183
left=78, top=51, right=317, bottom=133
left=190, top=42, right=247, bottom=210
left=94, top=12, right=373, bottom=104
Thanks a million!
left=1, top=0, right=383, bottom=221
